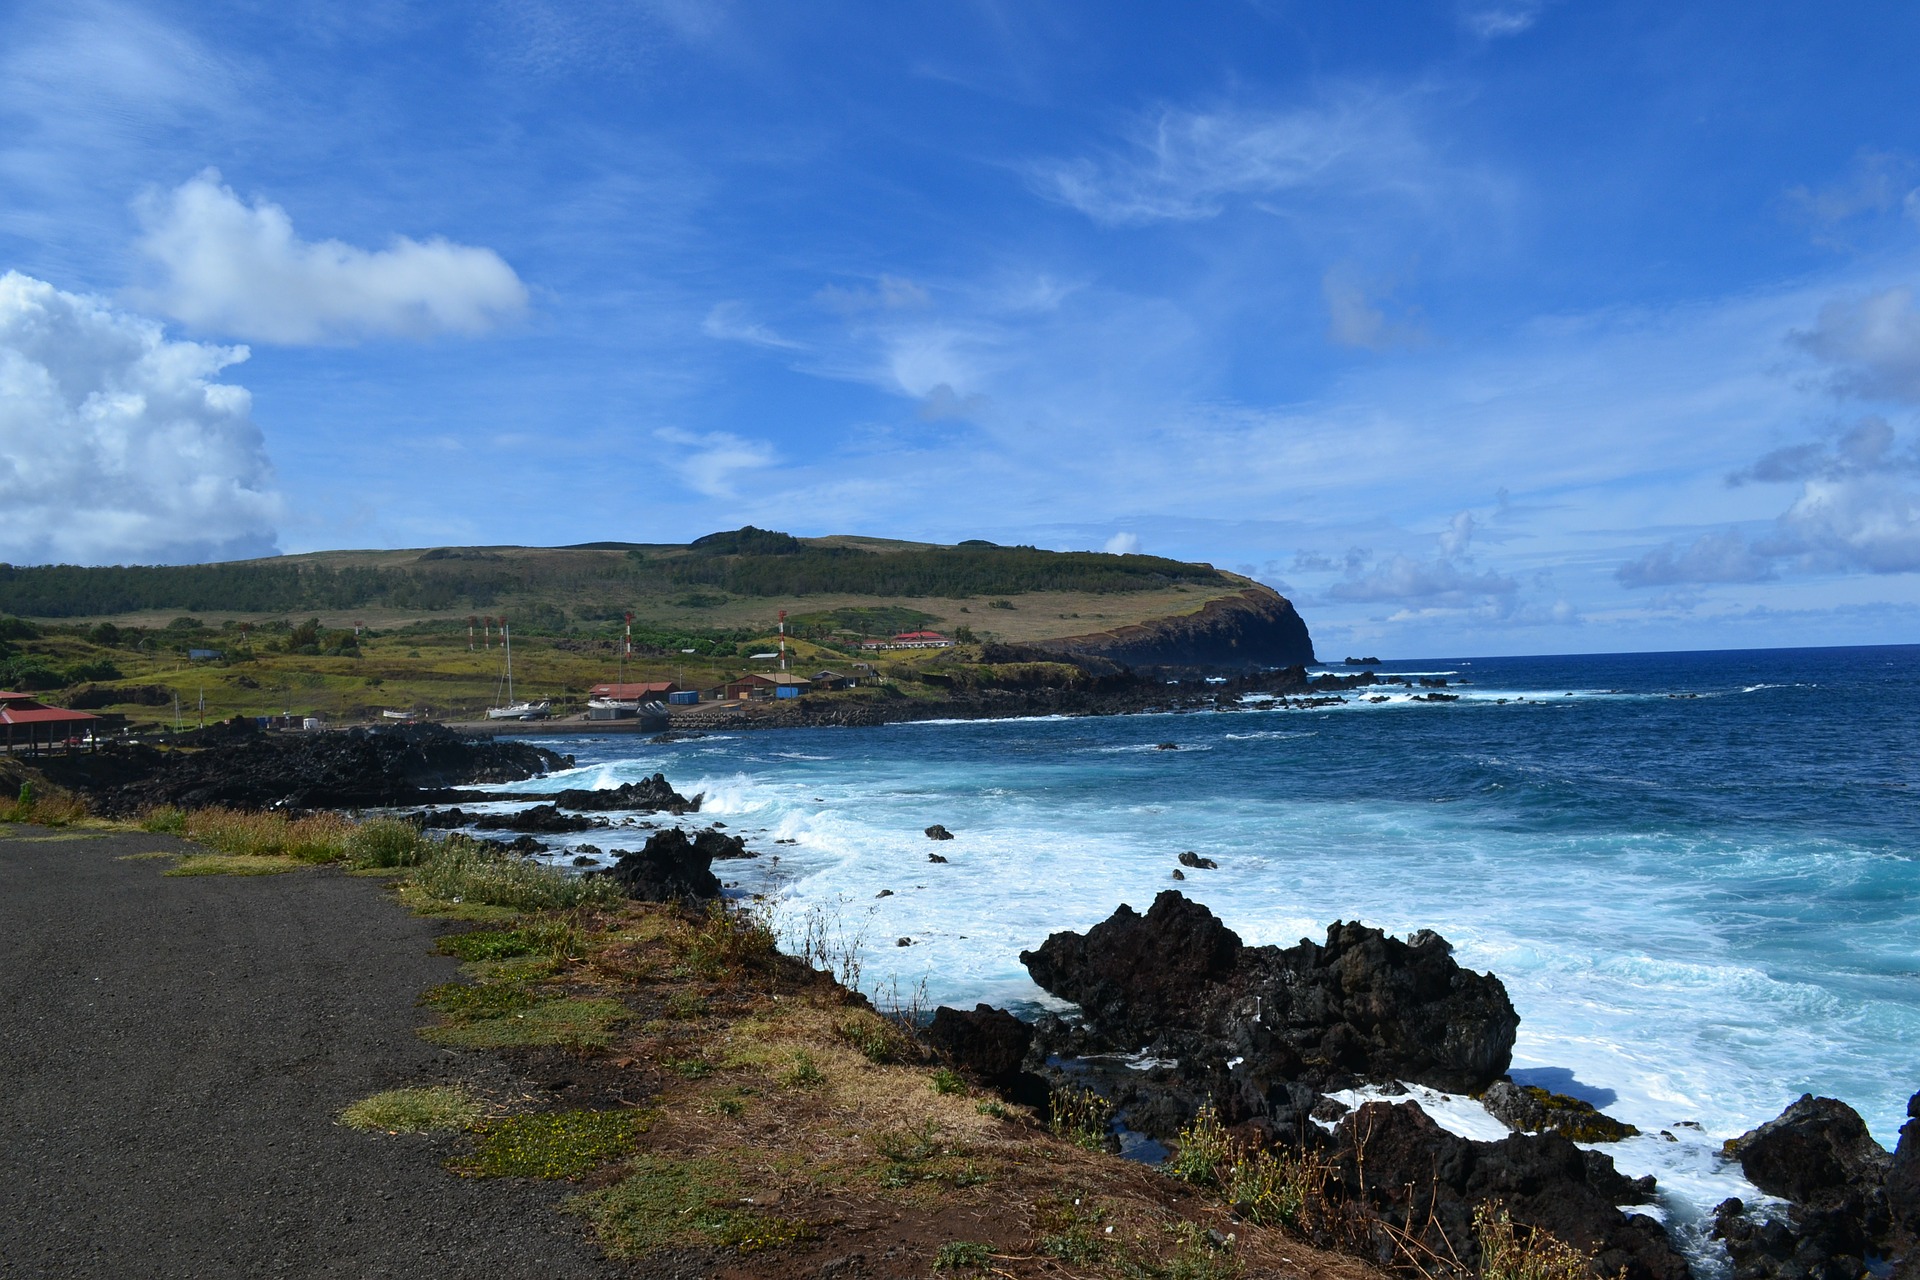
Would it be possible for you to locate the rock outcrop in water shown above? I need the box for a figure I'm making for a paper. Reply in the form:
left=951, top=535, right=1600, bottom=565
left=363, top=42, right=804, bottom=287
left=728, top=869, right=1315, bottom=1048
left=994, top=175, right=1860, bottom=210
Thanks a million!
left=40, top=723, right=567, bottom=813
left=603, top=826, right=750, bottom=902
left=1480, top=1080, right=1639, bottom=1142
left=1019, top=891, right=1519, bottom=1098
left=1325, top=1101, right=1688, bottom=1280
left=549, top=774, right=701, bottom=814
left=1713, top=1093, right=1917, bottom=1280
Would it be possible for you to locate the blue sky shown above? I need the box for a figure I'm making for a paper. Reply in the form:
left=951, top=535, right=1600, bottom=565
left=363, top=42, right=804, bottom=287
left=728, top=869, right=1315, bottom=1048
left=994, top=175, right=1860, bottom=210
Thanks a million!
left=5, top=1, right=1920, bottom=657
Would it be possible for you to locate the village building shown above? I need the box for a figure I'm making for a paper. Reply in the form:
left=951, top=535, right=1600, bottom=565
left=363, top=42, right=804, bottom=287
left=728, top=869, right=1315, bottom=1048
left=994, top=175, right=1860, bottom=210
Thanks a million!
left=810, top=670, right=857, bottom=691
left=586, top=681, right=680, bottom=721
left=722, top=673, right=812, bottom=701
left=0, top=692, right=101, bottom=755
left=858, top=630, right=955, bottom=651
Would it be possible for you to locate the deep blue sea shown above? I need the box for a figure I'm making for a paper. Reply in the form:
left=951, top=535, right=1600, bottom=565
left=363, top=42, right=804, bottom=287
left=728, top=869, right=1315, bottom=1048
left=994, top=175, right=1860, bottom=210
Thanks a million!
left=494, top=644, right=1920, bottom=1254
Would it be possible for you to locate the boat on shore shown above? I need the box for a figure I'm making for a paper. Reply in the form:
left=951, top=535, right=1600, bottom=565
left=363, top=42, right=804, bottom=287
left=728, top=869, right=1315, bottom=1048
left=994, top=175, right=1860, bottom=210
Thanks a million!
left=485, top=624, right=550, bottom=720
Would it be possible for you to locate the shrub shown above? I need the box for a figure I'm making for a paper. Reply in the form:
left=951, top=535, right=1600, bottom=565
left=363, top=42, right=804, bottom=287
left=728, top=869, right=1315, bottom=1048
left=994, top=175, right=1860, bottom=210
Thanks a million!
left=1047, top=1084, right=1114, bottom=1151
left=345, top=817, right=430, bottom=868
left=1167, top=1104, right=1234, bottom=1187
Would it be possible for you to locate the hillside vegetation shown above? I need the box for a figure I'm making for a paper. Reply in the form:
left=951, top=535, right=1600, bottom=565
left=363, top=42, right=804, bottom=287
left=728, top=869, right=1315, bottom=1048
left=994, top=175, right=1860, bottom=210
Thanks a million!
left=0, top=530, right=1274, bottom=727
left=0, top=529, right=1230, bottom=620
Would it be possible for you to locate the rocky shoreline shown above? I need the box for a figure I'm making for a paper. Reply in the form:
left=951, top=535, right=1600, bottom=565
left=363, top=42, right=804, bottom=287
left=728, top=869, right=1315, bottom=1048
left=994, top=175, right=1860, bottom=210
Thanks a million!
left=34, top=730, right=1917, bottom=1280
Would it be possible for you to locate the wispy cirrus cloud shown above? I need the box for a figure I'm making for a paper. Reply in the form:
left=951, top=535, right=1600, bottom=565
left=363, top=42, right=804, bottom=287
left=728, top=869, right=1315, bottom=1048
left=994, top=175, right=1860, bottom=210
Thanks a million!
left=134, top=171, right=527, bottom=344
left=1029, top=91, right=1447, bottom=227
left=654, top=427, right=777, bottom=498
left=702, top=300, right=804, bottom=349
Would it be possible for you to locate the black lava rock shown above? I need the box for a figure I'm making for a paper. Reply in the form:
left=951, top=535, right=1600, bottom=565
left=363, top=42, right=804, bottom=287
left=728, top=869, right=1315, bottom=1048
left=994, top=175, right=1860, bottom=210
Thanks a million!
left=473, top=804, right=601, bottom=834
left=551, top=773, right=701, bottom=813
left=1176, top=851, right=1218, bottom=870
left=604, top=827, right=726, bottom=902
left=1481, top=1079, right=1639, bottom=1142
left=925, top=824, right=955, bottom=840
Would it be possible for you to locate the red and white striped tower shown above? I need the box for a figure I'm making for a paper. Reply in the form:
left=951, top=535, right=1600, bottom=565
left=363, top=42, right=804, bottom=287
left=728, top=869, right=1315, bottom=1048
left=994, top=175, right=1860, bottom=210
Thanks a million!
left=778, top=609, right=787, bottom=671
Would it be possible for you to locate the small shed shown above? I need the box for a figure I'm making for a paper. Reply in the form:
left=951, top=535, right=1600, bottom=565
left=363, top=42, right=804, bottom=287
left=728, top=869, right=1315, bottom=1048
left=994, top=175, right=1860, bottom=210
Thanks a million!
left=810, top=670, right=856, bottom=691
left=0, top=692, right=102, bottom=755
left=724, top=673, right=811, bottom=701
left=588, top=682, right=680, bottom=702
left=769, top=674, right=809, bottom=700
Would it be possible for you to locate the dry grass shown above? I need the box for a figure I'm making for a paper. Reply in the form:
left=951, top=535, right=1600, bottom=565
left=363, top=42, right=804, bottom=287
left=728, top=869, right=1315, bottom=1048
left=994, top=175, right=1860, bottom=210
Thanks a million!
left=165, top=853, right=307, bottom=877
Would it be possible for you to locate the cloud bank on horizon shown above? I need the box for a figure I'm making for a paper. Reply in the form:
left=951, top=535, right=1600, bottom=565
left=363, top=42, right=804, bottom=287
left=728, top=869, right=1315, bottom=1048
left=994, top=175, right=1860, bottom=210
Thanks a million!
left=3, top=1, right=1920, bottom=656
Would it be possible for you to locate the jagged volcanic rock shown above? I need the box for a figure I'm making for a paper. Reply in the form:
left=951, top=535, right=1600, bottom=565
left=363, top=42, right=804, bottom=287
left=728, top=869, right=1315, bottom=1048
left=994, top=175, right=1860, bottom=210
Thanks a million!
left=1712, top=1094, right=1904, bottom=1280
left=472, top=804, right=602, bottom=834
left=42, top=723, right=567, bottom=814
left=551, top=773, right=700, bottom=813
left=1481, top=1079, right=1639, bottom=1142
left=1327, top=1101, right=1686, bottom=1280
left=1892, top=1093, right=1920, bottom=1243
left=1019, top=890, right=1518, bottom=1095
left=926, top=1004, right=1039, bottom=1102
left=603, top=827, right=740, bottom=902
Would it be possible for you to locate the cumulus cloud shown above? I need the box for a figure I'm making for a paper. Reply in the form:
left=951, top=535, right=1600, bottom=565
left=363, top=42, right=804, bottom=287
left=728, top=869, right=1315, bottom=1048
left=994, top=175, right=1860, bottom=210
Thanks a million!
left=1104, top=532, right=1142, bottom=555
left=1789, top=286, right=1920, bottom=403
left=1320, top=511, right=1517, bottom=606
left=0, top=271, right=279, bottom=564
left=1727, top=417, right=1920, bottom=484
left=1031, top=93, right=1434, bottom=226
left=1778, top=477, right=1920, bottom=573
left=1615, top=529, right=1778, bottom=588
left=702, top=301, right=803, bottom=349
left=133, top=170, right=528, bottom=344
left=654, top=427, right=776, bottom=498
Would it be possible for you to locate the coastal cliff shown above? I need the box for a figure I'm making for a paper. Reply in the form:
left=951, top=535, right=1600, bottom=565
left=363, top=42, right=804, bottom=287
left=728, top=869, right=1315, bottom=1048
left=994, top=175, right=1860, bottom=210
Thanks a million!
left=1033, top=584, right=1314, bottom=672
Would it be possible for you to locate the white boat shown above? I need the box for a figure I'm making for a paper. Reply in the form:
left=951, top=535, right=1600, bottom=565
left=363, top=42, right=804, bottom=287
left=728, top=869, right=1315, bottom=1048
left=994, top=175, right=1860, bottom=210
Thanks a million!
left=485, top=624, right=551, bottom=720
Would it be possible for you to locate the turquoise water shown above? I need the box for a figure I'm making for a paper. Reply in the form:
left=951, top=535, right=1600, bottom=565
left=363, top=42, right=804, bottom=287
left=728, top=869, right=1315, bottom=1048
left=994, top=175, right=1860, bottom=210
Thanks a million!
left=497, top=644, right=1919, bottom=1248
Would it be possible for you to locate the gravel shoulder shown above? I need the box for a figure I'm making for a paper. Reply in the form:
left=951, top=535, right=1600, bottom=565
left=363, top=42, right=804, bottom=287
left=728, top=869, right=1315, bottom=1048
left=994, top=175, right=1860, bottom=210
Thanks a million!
left=0, top=824, right=625, bottom=1280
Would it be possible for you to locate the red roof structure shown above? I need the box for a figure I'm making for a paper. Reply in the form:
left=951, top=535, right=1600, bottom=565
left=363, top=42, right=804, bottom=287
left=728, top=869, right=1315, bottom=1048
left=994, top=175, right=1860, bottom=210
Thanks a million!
left=0, top=692, right=100, bottom=754
left=588, top=682, right=680, bottom=700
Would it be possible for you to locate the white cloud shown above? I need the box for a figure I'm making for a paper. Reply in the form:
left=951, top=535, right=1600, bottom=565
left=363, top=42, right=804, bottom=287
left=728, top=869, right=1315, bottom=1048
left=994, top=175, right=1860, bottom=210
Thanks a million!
left=654, top=427, right=776, bottom=498
left=815, top=275, right=932, bottom=315
left=1789, top=285, right=1920, bottom=403
left=1032, top=93, right=1437, bottom=226
left=1328, top=552, right=1517, bottom=605
left=1458, top=2, right=1549, bottom=39
left=1323, top=265, right=1427, bottom=350
left=1104, top=532, right=1142, bottom=555
left=133, top=171, right=528, bottom=344
left=702, top=301, right=803, bottom=349
left=0, top=271, right=279, bottom=565
left=1615, top=529, right=1778, bottom=588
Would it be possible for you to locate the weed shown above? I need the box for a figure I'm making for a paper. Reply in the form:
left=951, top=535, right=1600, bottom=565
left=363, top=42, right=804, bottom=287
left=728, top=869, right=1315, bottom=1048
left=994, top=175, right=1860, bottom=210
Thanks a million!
left=1225, top=1148, right=1318, bottom=1229
left=340, top=1086, right=482, bottom=1133
left=182, top=807, right=355, bottom=863
left=784, top=895, right=872, bottom=991
left=664, top=990, right=707, bottom=1020
left=934, top=1240, right=993, bottom=1270
left=702, top=1090, right=748, bottom=1117
left=778, top=1051, right=826, bottom=1089
left=409, top=836, right=621, bottom=912
left=1042, top=1226, right=1107, bottom=1265
left=1167, top=1104, right=1233, bottom=1187
left=1048, top=1084, right=1115, bottom=1151
left=1473, top=1202, right=1597, bottom=1280
left=451, top=1109, right=642, bottom=1180
left=930, top=1067, right=966, bottom=1096
left=666, top=1055, right=714, bottom=1080
left=976, top=1100, right=1011, bottom=1120
left=139, top=806, right=187, bottom=834
left=834, top=1009, right=915, bottom=1064
left=0, top=784, right=87, bottom=827
left=421, top=996, right=629, bottom=1051
left=707, top=1215, right=812, bottom=1253
left=678, top=900, right=780, bottom=980
left=872, top=1116, right=946, bottom=1163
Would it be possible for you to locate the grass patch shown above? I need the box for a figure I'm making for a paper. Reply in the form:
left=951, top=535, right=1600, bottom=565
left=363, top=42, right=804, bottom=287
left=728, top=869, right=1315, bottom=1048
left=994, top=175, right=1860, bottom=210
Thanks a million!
left=179, top=806, right=356, bottom=863
left=833, top=1009, right=916, bottom=1064
left=340, top=1086, right=482, bottom=1133
left=569, top=1154, right=810, bottom=1256
left=408, top=837, right=621, bottom=913
left=421, top=980, right=539, bottom=1019
left=139, top=806, right=187, bottom=834
left=344, top=817, right=432, bottom=869
left=116, top=850, right=178, bottom=862
left=673, top=900, right=781, bottom=980
left=164, top=853, right=305, bottom=876
left=0, top=782, right=89, bottom=827
left=450, top=1109, right=643, bottom=1180
left=420, top=995, right=630, bottom=1050
left=1049, top=1084, right=1115, bottom=1151
left=778, top=1051, right=826, bottom=1089
left=930, top=1067, right=966, bottom=1096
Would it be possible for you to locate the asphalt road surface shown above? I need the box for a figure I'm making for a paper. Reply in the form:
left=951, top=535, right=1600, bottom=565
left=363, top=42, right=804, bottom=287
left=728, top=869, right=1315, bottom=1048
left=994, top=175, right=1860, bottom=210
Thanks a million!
left=0, top=825, right=626, bottom=1280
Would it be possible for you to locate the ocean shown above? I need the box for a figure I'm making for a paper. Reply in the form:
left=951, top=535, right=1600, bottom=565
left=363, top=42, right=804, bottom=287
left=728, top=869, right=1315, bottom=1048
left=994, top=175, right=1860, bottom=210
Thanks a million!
left=491, top=643, right=1920, bottom=1264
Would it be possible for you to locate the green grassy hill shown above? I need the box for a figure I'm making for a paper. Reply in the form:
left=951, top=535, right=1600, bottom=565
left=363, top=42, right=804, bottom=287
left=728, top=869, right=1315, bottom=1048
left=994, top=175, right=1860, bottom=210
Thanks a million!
left=0, top=529, right=1273, bottom=727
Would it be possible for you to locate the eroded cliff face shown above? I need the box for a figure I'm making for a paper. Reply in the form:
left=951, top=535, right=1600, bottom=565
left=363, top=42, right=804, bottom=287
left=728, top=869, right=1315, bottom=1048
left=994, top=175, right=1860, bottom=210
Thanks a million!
left=1033, top=585, right=1314, bottom=673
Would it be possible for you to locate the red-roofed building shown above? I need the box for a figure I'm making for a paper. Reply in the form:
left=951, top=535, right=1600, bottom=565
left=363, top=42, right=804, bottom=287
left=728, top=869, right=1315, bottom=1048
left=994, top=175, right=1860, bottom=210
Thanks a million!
left=587, top=682, right=680, bottom=702
left=0, top=692, right=101, bottom=755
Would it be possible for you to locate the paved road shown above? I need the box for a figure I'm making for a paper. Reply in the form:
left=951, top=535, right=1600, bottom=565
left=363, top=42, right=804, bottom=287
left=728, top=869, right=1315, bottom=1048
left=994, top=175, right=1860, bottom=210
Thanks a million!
left=0, top=826, right=626, bottom=1280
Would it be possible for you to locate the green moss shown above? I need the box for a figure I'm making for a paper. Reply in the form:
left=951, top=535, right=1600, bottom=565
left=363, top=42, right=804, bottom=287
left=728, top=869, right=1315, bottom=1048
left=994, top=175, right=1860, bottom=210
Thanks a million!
left=450, top=1109, right=644, bottom=1179
left=568, top=1154, right=806, bottom=1257
left=340, top=1086, right=482, bottom=1133
left=420, top=996, right=630, bottom=1050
